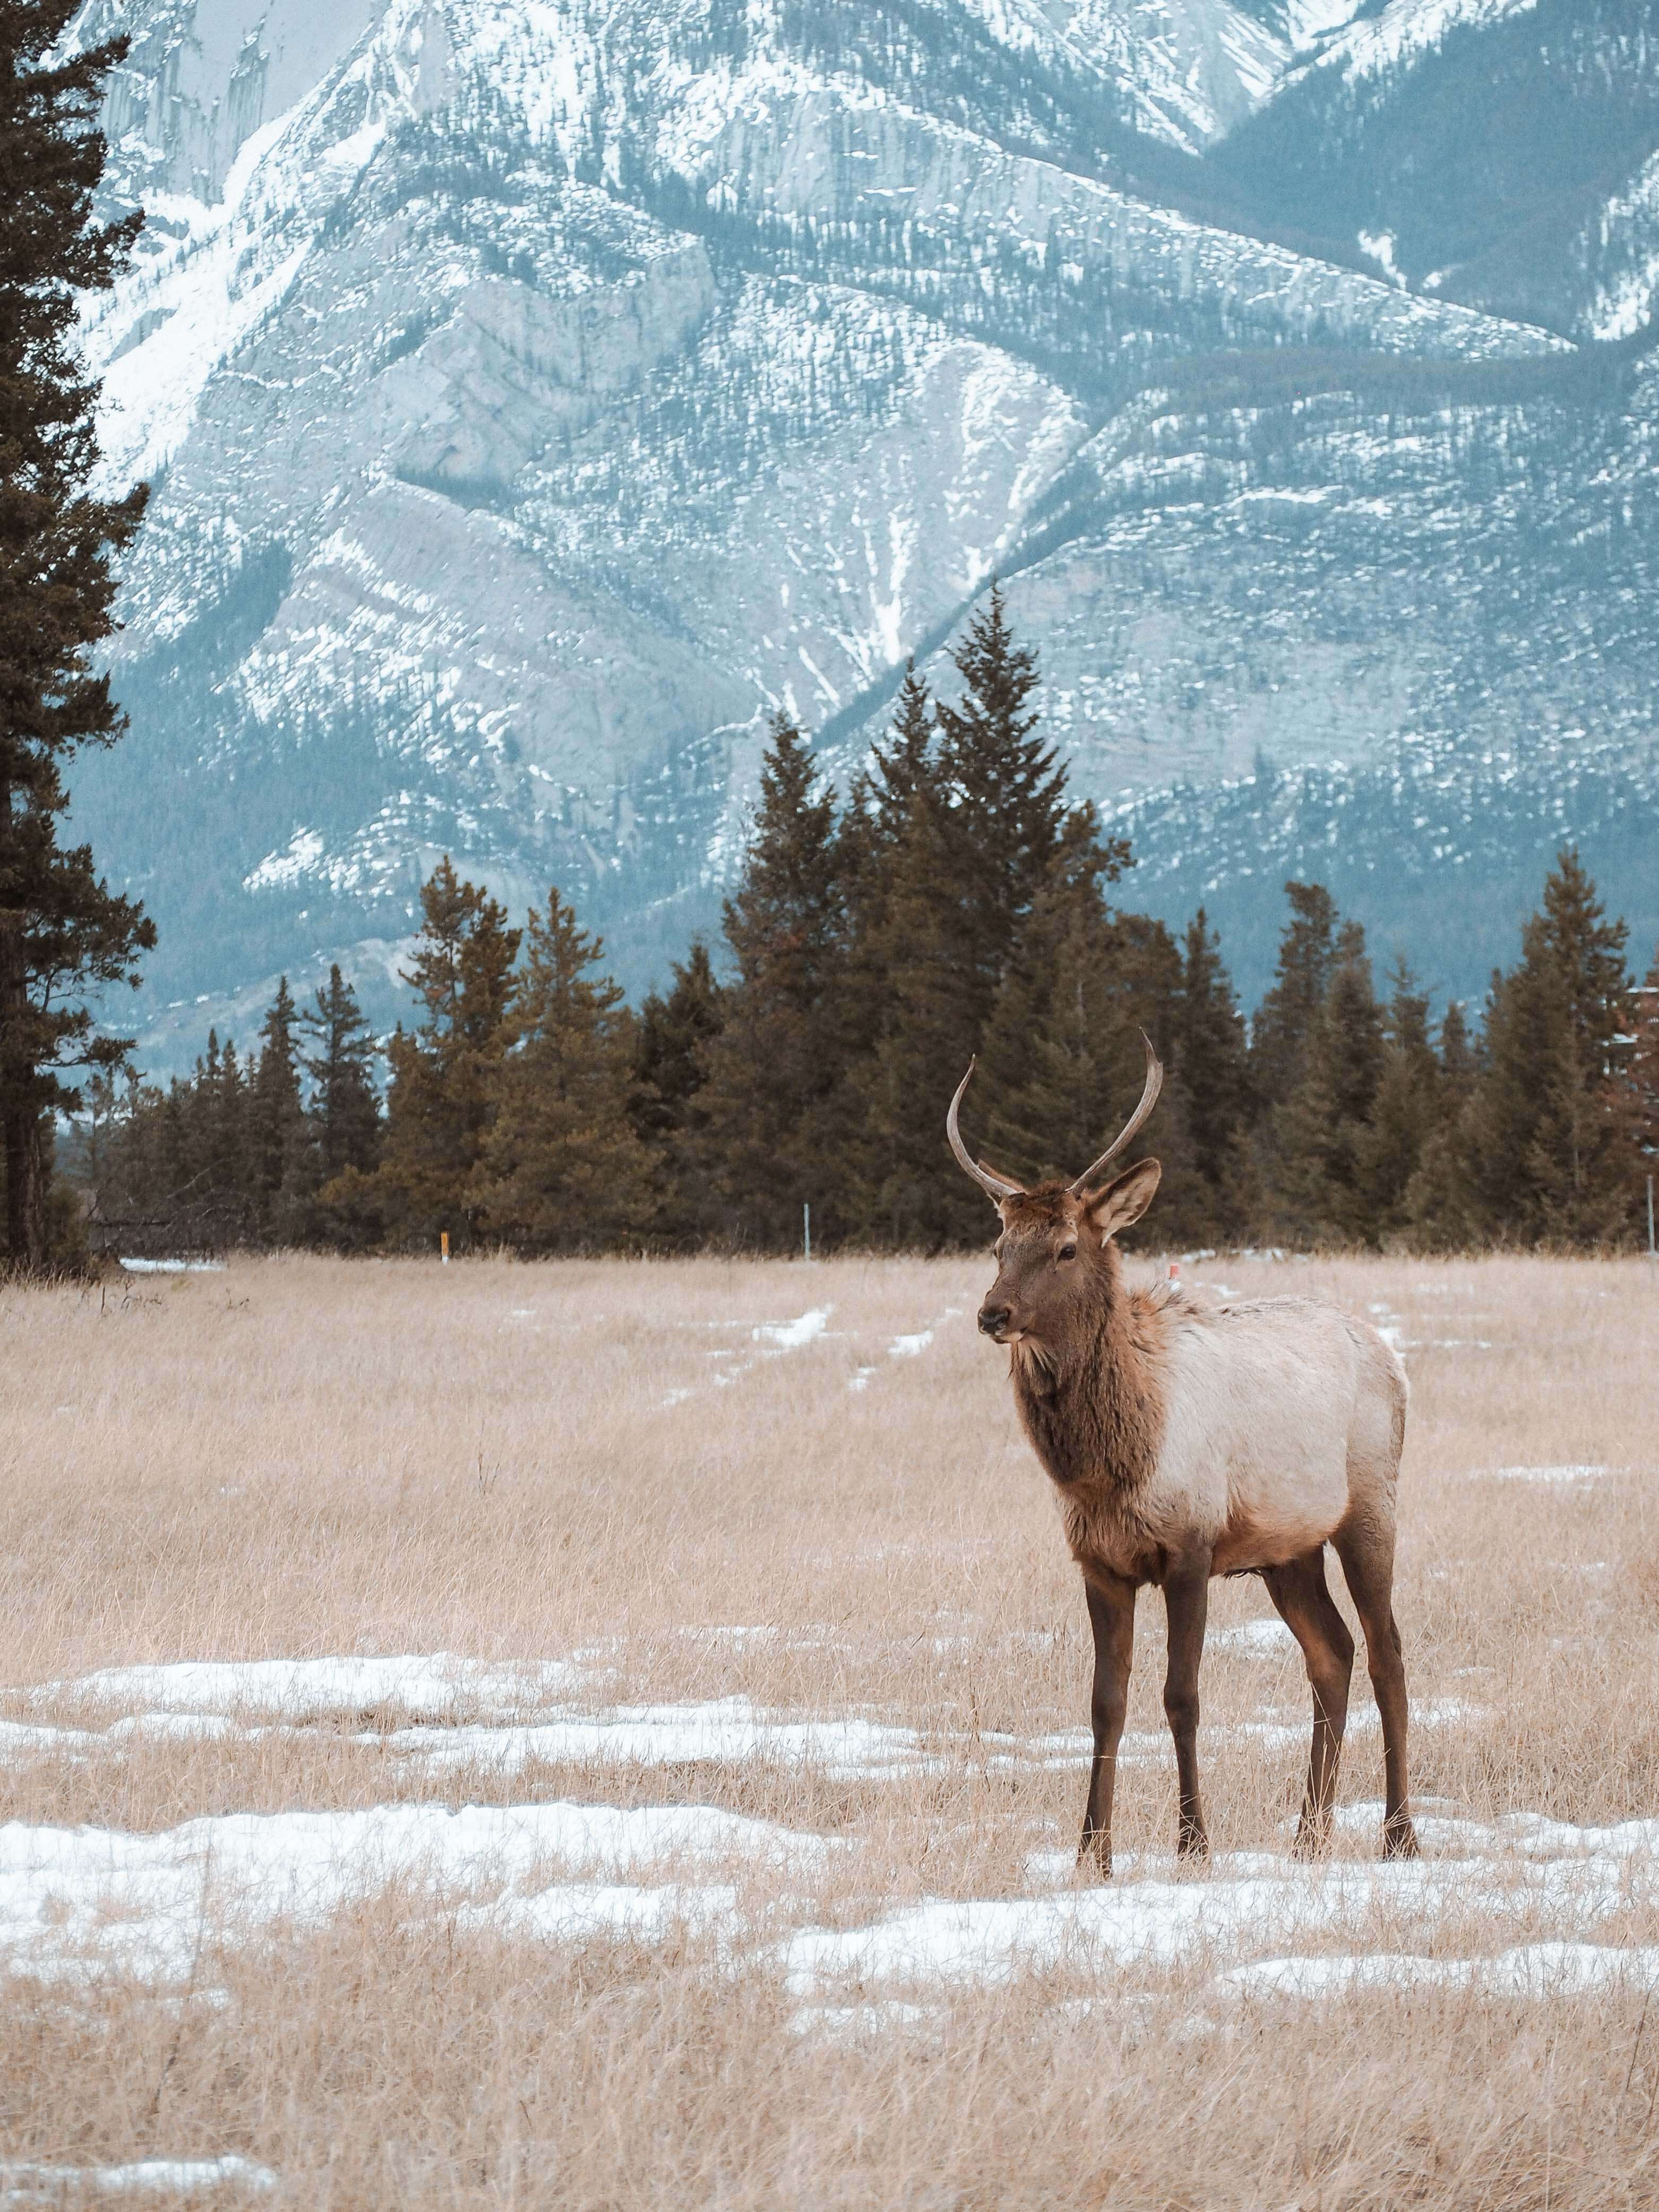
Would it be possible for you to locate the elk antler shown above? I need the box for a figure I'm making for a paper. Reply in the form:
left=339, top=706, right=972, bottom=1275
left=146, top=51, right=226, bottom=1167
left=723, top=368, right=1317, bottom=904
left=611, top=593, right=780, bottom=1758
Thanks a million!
left=1069, top=1032, right=1164, bottom=1193
left=945, top=1060, right=1024, bottom=1203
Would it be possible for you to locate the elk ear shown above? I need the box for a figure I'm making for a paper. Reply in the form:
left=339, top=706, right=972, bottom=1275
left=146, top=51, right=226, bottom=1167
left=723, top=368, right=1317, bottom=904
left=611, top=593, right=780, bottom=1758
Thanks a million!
left=1085, top=1158, right=1161, bottom=1242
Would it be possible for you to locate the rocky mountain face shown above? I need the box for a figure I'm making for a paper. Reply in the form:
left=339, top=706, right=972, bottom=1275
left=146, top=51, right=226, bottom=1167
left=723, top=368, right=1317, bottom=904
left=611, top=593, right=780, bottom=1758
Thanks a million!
left=61, top=0, right=1659, bottom=1062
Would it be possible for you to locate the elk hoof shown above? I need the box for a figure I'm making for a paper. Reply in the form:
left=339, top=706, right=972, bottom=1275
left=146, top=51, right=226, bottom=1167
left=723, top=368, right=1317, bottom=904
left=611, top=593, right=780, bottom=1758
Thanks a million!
left=1175, top=1823, right=1210, bottom=1865
left=1077, top=1832, right=1112, bottom=1881
left=1382, top=1814, right=1421, bottom=1860
left=1292, top=1819, right=1333, bottom=1861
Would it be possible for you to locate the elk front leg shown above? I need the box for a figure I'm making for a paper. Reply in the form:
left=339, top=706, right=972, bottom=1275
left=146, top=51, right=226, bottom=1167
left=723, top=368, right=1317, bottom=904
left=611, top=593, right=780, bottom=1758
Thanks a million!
left=1078, top=1572, right=1136, bottom=1879
left=1163, top=1552, right=1212, bottom=1861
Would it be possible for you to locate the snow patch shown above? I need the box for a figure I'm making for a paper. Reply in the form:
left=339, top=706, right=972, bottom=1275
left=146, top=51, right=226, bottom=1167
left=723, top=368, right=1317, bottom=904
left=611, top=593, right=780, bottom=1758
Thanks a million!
left=382, top=1699, right=940, bottom=1781
left=752, top=1306, right=832, bottom=1351
left=1358, top=230, right=1406, bottom=288
left=1309, top=0, right=1542, bottom=87
left=243, top=828, right=324, bottom=893
left=1209, top=1619, right=1297, bottom=1657
left=118, top=1259, right=227, bottom=1275
left=1492, top=1465, right=1611, bottom=1485
left=54, top=1654, right=582, bottom=1720
left=0, top=2157, right=276, bottom=2198
left=783, top=1812, right=1659, bottom=1996
left=0, top=1800, right=824, bottom=1987
left=1226, top=1941, right=1659, bottom=2000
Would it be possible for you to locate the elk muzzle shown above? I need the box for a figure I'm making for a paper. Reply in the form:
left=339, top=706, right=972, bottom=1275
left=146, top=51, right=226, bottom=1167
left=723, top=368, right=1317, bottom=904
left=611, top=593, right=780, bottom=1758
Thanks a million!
left=978, top=1302, right=1015, bottom=1341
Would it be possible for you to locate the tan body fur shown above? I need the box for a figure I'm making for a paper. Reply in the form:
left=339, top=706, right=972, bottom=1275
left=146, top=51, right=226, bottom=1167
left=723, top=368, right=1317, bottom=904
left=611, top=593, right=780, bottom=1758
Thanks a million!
left=1013, top=1280, right=1408, bottom=1589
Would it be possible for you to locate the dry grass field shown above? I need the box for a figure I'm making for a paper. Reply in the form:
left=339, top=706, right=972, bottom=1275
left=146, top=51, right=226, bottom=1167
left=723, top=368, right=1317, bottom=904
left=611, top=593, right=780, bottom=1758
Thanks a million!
left=3, top=1249, right=1659, bottom=2208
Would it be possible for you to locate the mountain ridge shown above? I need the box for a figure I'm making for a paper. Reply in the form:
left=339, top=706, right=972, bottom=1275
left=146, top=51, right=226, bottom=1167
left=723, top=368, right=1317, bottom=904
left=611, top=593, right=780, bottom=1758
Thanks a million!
left=55, top=0, right=1659, bottom=1065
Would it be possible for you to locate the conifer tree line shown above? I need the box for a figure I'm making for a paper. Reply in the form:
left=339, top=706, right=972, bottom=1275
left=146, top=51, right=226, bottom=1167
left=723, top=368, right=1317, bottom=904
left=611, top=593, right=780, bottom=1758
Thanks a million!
left=0, top=6, right=154, bottom=1268
left=71, top=593, right=1659, bottom=1260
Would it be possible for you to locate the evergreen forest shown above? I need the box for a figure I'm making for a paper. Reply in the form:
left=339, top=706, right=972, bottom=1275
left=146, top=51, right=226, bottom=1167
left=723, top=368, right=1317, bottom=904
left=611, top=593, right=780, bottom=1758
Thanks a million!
left=61, top=596, right=1659, bottom=1263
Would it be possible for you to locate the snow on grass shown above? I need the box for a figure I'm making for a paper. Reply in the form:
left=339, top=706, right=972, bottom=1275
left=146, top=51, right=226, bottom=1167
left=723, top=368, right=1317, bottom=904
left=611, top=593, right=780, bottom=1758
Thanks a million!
left=384, top=1698, right=944, bottom=1780
left=449, top=1881, right=738, bottom=1946
left=1492, top=1465, right=1611, bottom=1485
left=0, top=2156, right=276, bottom=2199
left=1366, top=1301, right=1406, bottom=1353
left=14, top=1667, right=951, bottom=1781
left=752, top=1306, right=833, bottom=1351
left=867, top=1304, right=965, bottom=1373
left=1209, top=1620, right=1297, bottom=1657
left=783, top=1811, right=1659, bottom=1998
left=0, top=1801, right=831, bottom=1987
left=787, top=1999, right=942, bottom=2039
left=51, top=1654, right=582, bottom=1720
left=664, top=1305, right=836, bottom=1403
left=118, top=1259, right=227, bottom=1275
left=7, top=1654, right=1482, bottom=1783
left=887, top=1330, right=934, bottom=1358
left=1226, top=1941, right=1659, bottom=2000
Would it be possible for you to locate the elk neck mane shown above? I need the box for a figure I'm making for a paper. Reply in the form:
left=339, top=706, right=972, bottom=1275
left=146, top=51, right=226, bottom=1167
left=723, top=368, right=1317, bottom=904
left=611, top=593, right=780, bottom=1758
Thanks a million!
left=1005, top=1217, right=1169, bottom=1501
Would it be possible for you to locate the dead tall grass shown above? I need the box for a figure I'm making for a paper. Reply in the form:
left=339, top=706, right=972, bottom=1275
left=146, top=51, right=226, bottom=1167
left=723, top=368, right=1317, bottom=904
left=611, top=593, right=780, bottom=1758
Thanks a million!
left=2, top=1250, right=1658, bottom=2207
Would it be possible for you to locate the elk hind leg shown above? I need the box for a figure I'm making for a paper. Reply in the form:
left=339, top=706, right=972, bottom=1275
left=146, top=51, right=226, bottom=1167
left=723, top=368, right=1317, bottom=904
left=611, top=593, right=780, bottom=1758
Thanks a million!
left=1262, top=1547, right=1354, bottom=1857
left=1334, top=1520, right=1420, bottom=1860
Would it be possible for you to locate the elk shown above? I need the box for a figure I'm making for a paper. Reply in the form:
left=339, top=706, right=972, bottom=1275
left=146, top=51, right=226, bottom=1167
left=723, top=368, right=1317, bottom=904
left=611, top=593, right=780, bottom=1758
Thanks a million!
left=947, top=1037, right=1418, bottom=1875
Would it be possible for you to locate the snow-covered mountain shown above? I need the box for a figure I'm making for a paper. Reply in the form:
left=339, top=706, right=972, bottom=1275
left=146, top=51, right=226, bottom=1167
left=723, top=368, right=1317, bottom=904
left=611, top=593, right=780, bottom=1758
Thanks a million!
left=61, top=0, right=1659, bottom=1058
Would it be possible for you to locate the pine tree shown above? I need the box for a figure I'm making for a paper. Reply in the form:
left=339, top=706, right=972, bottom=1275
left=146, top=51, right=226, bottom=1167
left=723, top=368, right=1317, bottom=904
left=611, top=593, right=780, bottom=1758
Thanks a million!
left=975, top=820, right=1202, bottom=1244
left=696, top=716, right=853, bottom=1246
left=632, top=943, right=724, bottom=1146
left=1266, top=922, right=1385, bottom=1245
left=1454, top=854, right=1635, bottom=1247
left=1540, top=847, right=1632, bottom=1091
left=1251, top=882, right=1338, bottom=1111
left=248, top=977, right=305, bottom=1240
left=976, top=811, right=1129, bottom=1184
left=376, top=858, right=520, bottom=1249
left=213, top=1037, right=250, bottom=1227
left=299, top=965, right=381, bottom=1185
left=933, top=584, right=1073, bottom=1006
left=475, top=886, right=652, bottom=1252
left=860, top=660, right=935, bottom=847
left=1171, top=907, right=1254, bottom=1237
left=1628, top=945, right=1659, bottom=1174
left=631, top=940, right=724, bottom=1244
left=1404, top=998, right=1481, bottom=1250
left=0, top=8, right=154, bottom=1264
left=1357, top=958, right=1441, bottom=1241
left=854, top=593, right=1097, bottom=1246
left=1438, top=1000, right=1477, bottom=1105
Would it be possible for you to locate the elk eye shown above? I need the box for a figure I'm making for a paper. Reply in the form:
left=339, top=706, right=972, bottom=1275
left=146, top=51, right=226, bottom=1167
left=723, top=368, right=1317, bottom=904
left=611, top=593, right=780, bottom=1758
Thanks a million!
left=1058, top=1244, right=1077, bottom=1264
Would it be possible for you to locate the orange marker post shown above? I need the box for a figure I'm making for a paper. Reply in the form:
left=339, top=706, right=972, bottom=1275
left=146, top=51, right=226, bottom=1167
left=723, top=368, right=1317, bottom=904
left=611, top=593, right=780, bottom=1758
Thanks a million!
left=441, top=1232, right=450, bottom=1266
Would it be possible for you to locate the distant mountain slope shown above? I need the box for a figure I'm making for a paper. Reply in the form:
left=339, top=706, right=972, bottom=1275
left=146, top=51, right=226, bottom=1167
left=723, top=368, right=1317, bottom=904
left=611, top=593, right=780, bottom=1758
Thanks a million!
left=54, top=0, right=1659, bottom=1069
left=1216, top=0, right=1659, bottom=336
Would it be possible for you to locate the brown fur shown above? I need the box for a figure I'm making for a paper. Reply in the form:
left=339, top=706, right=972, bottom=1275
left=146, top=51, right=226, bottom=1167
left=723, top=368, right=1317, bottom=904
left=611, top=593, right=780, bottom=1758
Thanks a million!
left=984, top=1183, right=1171, bottom=1579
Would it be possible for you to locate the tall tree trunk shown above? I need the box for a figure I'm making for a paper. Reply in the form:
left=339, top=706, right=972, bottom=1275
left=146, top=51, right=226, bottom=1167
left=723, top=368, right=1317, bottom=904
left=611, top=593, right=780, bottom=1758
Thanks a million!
left=0, top=777, right=39, bottom=1267
left=3, top=1110, right=44, bottom=1269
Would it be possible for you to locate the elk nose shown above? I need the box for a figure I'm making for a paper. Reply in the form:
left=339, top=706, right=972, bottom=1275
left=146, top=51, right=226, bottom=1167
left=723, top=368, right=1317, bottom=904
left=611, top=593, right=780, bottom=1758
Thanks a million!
left=978, top=1305, right=1011, bottom=1339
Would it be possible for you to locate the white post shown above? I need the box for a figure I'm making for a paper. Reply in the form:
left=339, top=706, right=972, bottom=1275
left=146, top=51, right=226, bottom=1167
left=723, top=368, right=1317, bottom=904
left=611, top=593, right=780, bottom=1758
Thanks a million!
left=803, top=1203, right=812, bottom=1264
